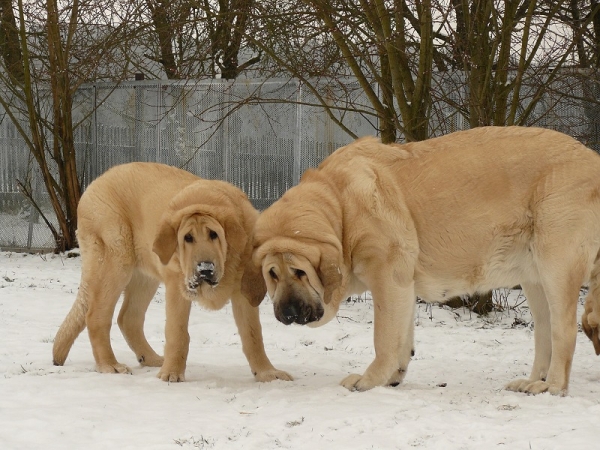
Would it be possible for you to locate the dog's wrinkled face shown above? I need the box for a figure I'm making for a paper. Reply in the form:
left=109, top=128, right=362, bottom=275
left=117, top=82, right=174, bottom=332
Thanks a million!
left=177, top=215, right=227, bottom=298
left=262, top=251, right=340, bottom=327
left=153, top=209, right=228, bottom=301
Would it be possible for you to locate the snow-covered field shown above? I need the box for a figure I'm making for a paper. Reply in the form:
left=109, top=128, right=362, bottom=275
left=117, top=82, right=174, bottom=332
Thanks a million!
left=1, top=251, right=600, bottom=449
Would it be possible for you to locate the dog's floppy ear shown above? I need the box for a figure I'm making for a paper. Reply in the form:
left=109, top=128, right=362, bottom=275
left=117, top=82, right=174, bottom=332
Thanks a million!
left=582, top=308, right=600, bottom=355
left=318, top=242, right=344, bottom=305
left=153, top=214, right=178, bottom=265
left=153, top=204, right=209, bottom=265
left=221, top=211, right=247, bottom=257
left=241, top=256, right=267, bottom=307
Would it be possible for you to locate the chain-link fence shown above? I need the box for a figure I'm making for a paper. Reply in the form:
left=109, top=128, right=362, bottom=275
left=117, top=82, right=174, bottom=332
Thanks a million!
left=1, top=76, right=600, bottom=251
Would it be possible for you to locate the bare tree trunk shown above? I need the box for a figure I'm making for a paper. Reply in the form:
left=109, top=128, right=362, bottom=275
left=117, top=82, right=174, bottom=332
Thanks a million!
left=2, top=0, right=82, bottom=251
left=593, top=1, right=600, bottom=68
left=212, top=0, right=255, bottom=80
left=1, top=0, right=140, bottom=251
left=144, top=0, right=258, bottom=80
left=0, top=0, right=23, bottom=83
left=305, top=0, right=433, bottom=143
left=47, top=0, right=80, bottom=249
left=146, top=0, right=181, bottom=79
left=570, top=0, right=589, bottom=67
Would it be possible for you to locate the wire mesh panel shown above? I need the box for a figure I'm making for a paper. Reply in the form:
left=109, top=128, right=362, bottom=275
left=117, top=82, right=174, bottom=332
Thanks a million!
left=540, top=76, right=600, bottom=152
left=298, top=79, right=378, bottom=178
left=430, top=72, right=468, bottom=136
left=162, top=81, right=227, bottom=179
left=227, top=81, right=299, bottom=210
left=0, top=95, right=59, bottom=250
left=72, top=87, right=95, bottom=188
left=0, top=79, right=372, bottom=250
left=2, top=76, right=599, bottom=251
left=92, top=83, right=161, bottom=174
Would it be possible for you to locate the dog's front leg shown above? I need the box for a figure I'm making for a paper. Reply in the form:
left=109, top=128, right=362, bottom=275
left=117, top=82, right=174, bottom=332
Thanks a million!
left=231, top=294, right=293, bottom=382
left=157, top=286, right=192, bottom=382
left=341, top=280, right=416, bottom=391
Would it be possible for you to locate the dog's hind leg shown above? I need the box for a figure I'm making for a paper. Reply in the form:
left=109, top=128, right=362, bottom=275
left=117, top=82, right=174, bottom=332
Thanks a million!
left=118, top=270, right=163, bottom=367
left=582, top=252, right=600, bottom=354
left=52, top=237, right=105, bottom=367
left=85, top=246, right=134, bottom=374
left=519, top=258, right=585, bottom=396
left=506, top=282, right=551, bottom=392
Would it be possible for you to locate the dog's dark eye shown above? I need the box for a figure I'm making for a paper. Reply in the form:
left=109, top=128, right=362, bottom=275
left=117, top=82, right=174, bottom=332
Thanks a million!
left=208, top=230, right=218, bottom=240
left=269, top=268, right=278, bottom=281
left=184, top=233, right=194, bottom=243
left=294, top=269, right=306, bottom=278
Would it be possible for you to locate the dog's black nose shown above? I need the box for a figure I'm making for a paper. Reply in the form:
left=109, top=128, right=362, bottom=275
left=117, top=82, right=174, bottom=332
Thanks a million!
left=196, top=261, right=217, bottom=286
left=197, top=261, right=216, bottom=283
left=276, top=300, right=323, bottom=325
left=281, top=303, right=299, bottom=324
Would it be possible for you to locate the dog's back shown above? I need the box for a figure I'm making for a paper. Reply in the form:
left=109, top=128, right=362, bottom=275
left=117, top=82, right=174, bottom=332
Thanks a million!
left=321, top=127, right=600, bottom=299
left=77, top=163, right=199, bottom=254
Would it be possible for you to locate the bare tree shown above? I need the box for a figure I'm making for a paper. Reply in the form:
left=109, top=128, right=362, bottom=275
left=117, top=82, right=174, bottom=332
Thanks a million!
left=0, top=0, right=134, bottom=251
left=142, top=0, right=259, bottom=79
left=0, top=0, right=23, bottom=82
left=436, top=1, right=586, bottom=128
left=253, top=0, right=435, bottom=144
left=563, top=0, right=600, bottom=68
left=554, top=1, right=600, bottom=152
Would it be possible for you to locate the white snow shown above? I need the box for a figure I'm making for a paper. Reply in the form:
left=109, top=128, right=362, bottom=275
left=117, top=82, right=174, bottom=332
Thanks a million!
left=1, top=251, right=600, bottom=449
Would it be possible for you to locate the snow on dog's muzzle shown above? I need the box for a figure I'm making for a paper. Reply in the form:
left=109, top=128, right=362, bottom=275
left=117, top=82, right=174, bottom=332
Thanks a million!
left=197, top=261, right=217, bottom=285
left=188, top=261, right=218, bottom=290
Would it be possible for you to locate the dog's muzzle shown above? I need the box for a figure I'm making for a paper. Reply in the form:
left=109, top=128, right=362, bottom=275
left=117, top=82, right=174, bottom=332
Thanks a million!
left=275, top=300, right=324, bottom=325
left=188, top=261, right=218, bottom=290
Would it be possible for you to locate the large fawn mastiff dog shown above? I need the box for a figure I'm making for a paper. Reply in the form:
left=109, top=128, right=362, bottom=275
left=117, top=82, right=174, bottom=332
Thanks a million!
left=53, top=162, right=291, bottom=384
left=252, top=126, right=600, bottom=395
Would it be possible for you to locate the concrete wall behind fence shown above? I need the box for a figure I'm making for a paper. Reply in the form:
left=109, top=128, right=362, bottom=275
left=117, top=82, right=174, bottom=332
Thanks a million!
left=0, top=79, right=377, bottom=251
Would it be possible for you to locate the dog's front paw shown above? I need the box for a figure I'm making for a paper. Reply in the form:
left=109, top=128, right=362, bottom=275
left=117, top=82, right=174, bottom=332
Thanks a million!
left=505, top=378, right=566, bottom=396
left=157, top=368, right=186, bottom=382
left=96, top=362, right=132, bottom=374
left=341, top=373, right=363, bottom=391
left=505, top=378, right=530, bottom=393
left=340, top=373, right=382, bottom=391
left=254, top=368, right=294, bottom=382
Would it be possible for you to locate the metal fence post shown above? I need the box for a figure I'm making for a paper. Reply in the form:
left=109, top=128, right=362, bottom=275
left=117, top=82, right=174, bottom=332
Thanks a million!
left=26, top=172, right=37, bottom=249
left=223, top=81, right=231, bottom=183
left=157, top=81, right=162, bottom=162
left=91, top=84, right=97, bottom=182
left=293, top=80, right=302, bottom=185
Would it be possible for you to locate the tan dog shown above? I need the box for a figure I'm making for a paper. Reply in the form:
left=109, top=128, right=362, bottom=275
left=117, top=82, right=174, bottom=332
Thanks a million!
left=252, top=126, right=600, bottom=395
left=53, top=162, right=291, bottom=383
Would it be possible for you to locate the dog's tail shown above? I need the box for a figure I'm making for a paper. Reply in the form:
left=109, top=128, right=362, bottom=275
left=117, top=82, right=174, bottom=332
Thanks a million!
left=582, top=250, right=600, bottom=355
left=52, top=283, right=89, bottom=366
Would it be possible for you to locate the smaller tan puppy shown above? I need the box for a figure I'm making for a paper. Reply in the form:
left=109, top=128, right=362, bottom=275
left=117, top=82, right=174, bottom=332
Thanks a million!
left=253, top=127, right=600, bottom=396
left=53, top=162, right=291, bottom=383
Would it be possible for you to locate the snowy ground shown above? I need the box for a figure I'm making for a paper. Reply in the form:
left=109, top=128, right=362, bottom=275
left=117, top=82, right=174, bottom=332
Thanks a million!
left=1, top=251, right=600, bottom=450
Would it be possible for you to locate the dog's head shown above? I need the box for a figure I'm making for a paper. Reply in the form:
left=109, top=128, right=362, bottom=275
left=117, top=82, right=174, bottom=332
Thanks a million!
left=252, top=183, right=347, bottom=327
left=153, top=181, right=266, bottom=305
